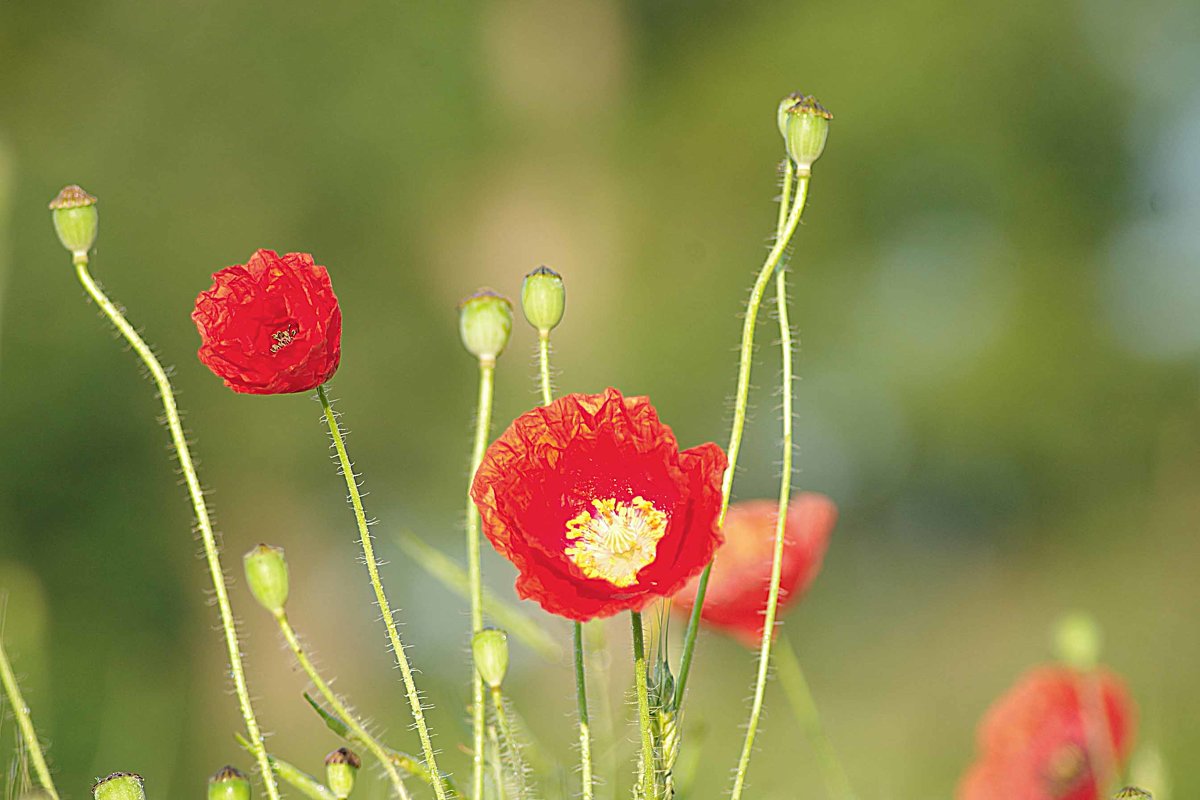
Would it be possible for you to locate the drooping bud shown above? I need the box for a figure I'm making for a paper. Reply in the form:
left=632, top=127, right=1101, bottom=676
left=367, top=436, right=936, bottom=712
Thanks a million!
left=243, top=544, right=289, bottom=615
left=778, top=95, right=832, bottom=176
left=1113, top=788, right=1153, bottom=800
left=92, top=773, right=145, bottom=800
left=1054, top=611, right=1101, bottom=671
left=324, top=748, right=361, bottom=799
left=49, top=185, right=98, bottom=258
left=208, top=766, right=251, bottom=800
left=521, top=266, right=565, bottom=334
left=472, top=627, right=509, bottom=689
left=458, top=290, right=513, bottom=364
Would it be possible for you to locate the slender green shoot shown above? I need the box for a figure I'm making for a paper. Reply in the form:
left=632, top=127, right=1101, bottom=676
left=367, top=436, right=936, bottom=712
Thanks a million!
left=467, top=360, right=497, bottom=800
left=0, top=636, right=58, bottom=800
left=631, top=612, right=657, bottom=800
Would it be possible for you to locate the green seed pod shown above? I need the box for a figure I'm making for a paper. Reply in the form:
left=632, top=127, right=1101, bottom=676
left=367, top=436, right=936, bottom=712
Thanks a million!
left=208, top=766, right=251, bottom=800
left=472, top=627, right=509, bottom=689
left=324, top=748, right=361, bottom=799
left=92, top=773, right=145, bottom=800
left=49, top=185, right=98, bottom=258
left=1113, top=788, right=1153, bottom=800
left=458, top=290, right=513, bottom=364
left=243, top=544, right=289, bottom=615
left=779, top=94, right=832, bottom=176
left=521, top=266, right=565, bottom=333
left=1054, top=611, right=1101, bottom=671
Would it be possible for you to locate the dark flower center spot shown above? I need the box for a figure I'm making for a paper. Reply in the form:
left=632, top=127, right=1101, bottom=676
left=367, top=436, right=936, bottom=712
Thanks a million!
left=270, top=326, right=299, bottom=353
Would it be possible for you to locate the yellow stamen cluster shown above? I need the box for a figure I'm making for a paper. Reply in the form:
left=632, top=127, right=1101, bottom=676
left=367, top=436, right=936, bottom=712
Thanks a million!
left=564, top=496, right=668, bottom=587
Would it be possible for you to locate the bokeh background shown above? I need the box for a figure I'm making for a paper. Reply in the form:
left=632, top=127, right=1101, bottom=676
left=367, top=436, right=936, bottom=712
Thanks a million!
left=2, top=1, right=1199, bottom=797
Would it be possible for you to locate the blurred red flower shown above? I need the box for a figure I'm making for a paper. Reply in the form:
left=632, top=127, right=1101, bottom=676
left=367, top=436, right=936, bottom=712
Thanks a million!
left=470, top=388, right=727, bottom=621
left=958, top=666, right=1137, bottom=800
left=192, top=249, right=342, bottom=394
left=672, top=494, right=836, bottom=646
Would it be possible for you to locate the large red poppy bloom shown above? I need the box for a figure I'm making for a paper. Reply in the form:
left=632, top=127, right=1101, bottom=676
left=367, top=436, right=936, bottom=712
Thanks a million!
left=470, top=388, right=727, bottom=621
left=958, top=666, right=1137, bottom=800
left=192, top=249, right=342, bottom=394
left=672, top=493, right=835, bottom=646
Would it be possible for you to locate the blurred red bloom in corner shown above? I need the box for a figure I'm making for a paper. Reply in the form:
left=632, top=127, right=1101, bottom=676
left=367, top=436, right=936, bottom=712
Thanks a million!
left=470, top=388, right=727, bottom=621
left=958, top=666, right=1137, bottom=800
left=672, top=494, right=836, bottom=646
left=192, top=249, right=342, bottom=395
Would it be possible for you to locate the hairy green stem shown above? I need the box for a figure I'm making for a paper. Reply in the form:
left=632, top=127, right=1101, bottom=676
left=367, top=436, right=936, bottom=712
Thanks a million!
left=674, top=170, right=812, bottom=709
left=631, top=612, right=657, bottom=800
left=275, top=611, right=413, bottom=800
left=730, top=175, right=798, bottom=799
left=73, top=256, right=279, bottom=800
left=536, top=332, right=553, bottom=407
left=774, top=637, right=856, bottom=800
left=316, top=384, right=449, bottom=800
left=0, top=636, right=58, bottom=800
left=467, top=360, right=496, bottom=800
left=490, top=687, right=529, bottom=800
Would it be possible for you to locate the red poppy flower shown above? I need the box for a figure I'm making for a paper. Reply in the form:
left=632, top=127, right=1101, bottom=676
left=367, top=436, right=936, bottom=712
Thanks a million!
left=470, top=388, right=727, bottom=621
left=672, top=494, right=835, bottom=646
left=958, top=666, right=1137, bottom=800
left=192, top=249, right=342, bottom=395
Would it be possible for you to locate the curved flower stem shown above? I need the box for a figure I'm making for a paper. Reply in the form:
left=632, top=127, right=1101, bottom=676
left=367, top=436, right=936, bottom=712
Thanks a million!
left=274, top=611, right=413, bottom=800
left=729, top=189, right=798, bottom=800
left=467, top=359, right=496, bottom=800
left=630, top=611, right=657, bottom=800
left=72, top=255, right=280, bottom=800
left=315, top=384, right=449, bottom=800
left=536, top=330, right=595, bottom=800
left=773, top=637, right=856, bottom=800
left=0, top=636, right=59, bottom=800
left=489, top=687, right=529, bottom=800
left=674, top=168, right=811, bottom=709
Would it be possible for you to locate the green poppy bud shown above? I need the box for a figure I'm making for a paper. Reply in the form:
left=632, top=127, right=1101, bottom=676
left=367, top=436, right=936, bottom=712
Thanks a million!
left=92, top=773, right=145, bottom=800
left=324, top=748, right=361, bottom=799
left=208, top=766, right=251, bottom=800
left=459, top=290, right=513, bottom=364
left=243, top=544, right=289, bottom=615
left=49, top=185, right=98, bottom=258
left=1114, top=788, right=1153, bottom=800
left=521, top=266, right=565, bottom=334
left=778, top=94, right=832, bottom=176
left=1054, top=611, right=1101, bottom=671
left=472, top=627, right=509, bottom=689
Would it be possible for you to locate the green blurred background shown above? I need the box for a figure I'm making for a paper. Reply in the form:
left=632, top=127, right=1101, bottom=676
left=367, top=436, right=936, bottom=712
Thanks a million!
left=2, top=0, right=1199, bottom=797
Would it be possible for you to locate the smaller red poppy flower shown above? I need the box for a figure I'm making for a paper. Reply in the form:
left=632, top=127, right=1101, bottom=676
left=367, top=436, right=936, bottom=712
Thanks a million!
left=958, top=666, right=1137, bottom=800
left=470, top=388, right=727, bottom=621
left=192, top=249, right=342, bottom=395
left=671, top=493, right=836, bottom=646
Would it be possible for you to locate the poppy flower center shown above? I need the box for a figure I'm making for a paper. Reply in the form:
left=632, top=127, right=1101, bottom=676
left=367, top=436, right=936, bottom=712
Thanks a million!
left=563, top=496, right=668, bottom=588
left=270, top=325, right=299, bottom=353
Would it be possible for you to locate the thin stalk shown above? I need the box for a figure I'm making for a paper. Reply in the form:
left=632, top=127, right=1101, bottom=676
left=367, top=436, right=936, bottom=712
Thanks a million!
left=468, top=359, right=497, bottom=800
left=73, top=256, right=279, bottom=800
left=630, top=612, right=656, bottom=800
left=275, top=611, right=413, bottom=800
left=0, top=637, right=58, bottom=800
left=316, top=384, right=449, bottom=800
left=536, top=329, right=594, bottom=800
left=490, top=687, right=529, bottom=800
left=674, top=168, right=811, bottom=709
left=487, top=726, right=507, bottom=800
left=729, top=198, right=798, bottom=800
left=774, top=638, right=856, bottom=800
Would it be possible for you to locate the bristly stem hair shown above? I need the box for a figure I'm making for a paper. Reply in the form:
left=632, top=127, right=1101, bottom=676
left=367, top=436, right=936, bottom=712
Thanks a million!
left=273, top=610, right=414, bottom=800
left=674, top=164, right=813, bottom=710
left=72, top=254, right=280, bottom=800
left=316, top=384, right=449, bottom=800
left=468, top=356, right=497, bottom=800
left=631, top=611, right=658, bottom=800
left=0, top=634, right=59, bottom=800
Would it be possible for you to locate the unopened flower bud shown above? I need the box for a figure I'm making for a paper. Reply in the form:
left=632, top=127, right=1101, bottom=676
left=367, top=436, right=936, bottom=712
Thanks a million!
left=1114, top=788, right=1153, bottom=800
left=459, top=290, right=513, bottom=364
left=92, top=773, right=145, bottom=800
left=472, top=627, right=509, bottom=689
left=521, top=266, right=565, bottom=334
left=778, top=94, right=832, bottom=176
left=1054, top=611, right=1101, bottom=671
left=243, top=544, right=289, bottom=615
left=209, top=766, right=251, bottom=800
left=49, top=185, right=98, bottom=258
left=324, top=748, right=361, bottom=799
